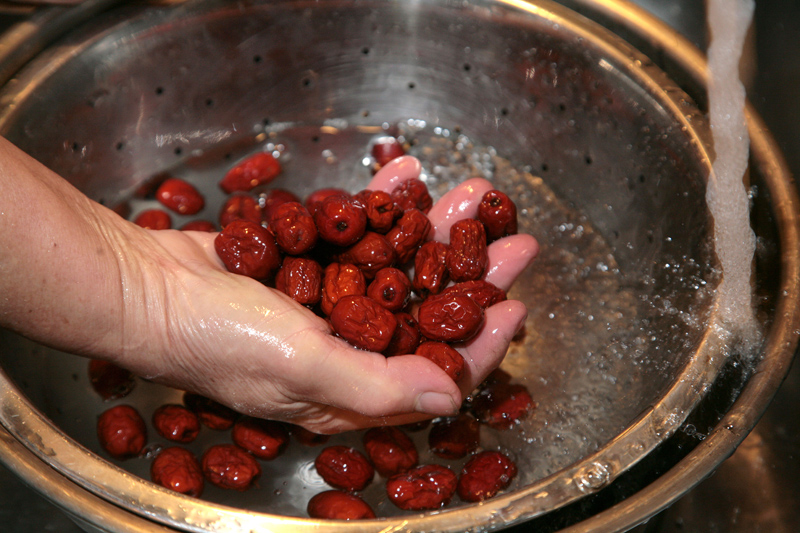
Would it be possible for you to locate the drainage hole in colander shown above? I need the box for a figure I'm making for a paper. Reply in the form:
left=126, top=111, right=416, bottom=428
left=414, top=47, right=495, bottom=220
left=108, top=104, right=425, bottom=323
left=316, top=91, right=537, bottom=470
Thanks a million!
left=155, top=86, right=164, bottom=96
left=71, top=142, right=81, bottom=152
left=361, top=46, right=370, bottom=55
left=312, top=135, right=320, bottom=143
left=115, top=142, right=124, bottom=151
left=174, top=147, right=182, bottom=156
left=205, top=99, right=214, bottom=107
left=585, top=155, right=593, bottom=165
left=408, top=82, right=416, bottom=90
left=501, top=107, right=509, bottom=116
left=463, top=63, right=471, bottom=72
left=541, top=163, right=549, bottom=172
left=302, top=77, right=312, bottom=88
left=253, top=55, right=262, bottom=64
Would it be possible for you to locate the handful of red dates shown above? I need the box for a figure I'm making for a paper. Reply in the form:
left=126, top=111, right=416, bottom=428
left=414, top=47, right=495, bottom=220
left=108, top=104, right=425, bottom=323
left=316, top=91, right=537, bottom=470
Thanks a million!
left=99, top=137, right=534, bottom=519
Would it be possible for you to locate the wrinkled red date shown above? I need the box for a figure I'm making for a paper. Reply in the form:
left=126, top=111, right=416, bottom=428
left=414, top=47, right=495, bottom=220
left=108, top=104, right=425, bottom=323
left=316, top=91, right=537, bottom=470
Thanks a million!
left=201, top=444, right=261, bottom=490
left=366, top=267, right=411, bottom=312
left=457, top=450, right=517, bottom=502
left=414, top=342, right=465, bottom=382
left=386, top=464, right=458, bottom=510
left=307, top=490, right=376, bottom=520
left=354, top=189, right=402, bottom=233
left=219, top=194, right=262, bottom=228
left=219, top=152, right=281, bottom=194
left=330, top=295, right=397, bottom=352
left=269, top=201, right=318, bottom=255
left=231, top=417, right=289, bottom=460
left=134, top=209, right=171, bottom=230
left=156, top=177, right=205, bottom=215
left=214, top=220, right=282, bottom=280
left=304, top=187, right=350, bottom=217
left=417, top=293, right=484, bottom=342
left=335, top=231, right=396, bottom=279
left=260, top=188, right=301, bottom=222
left=152, top=404, right=200, bottom=443
left=97, top=404, right=147, bottom=459
left=478, top=189, right=518, bottom=242
left=391, top=178, right=433, bottom=214
left=314, top=445, right=374, bottom=491
left=427, top=414, right=480, bottom=460
left=320, top=263, right=366, bottom=316
left=386, top=208, right=431, bottom=264
left=440, top=280, right=507, bottom=309
left=274, top=256, right=322, bottom=306
left=182, top=393, right=238, bottom=431
left=88, top=359, right=136, bottom=401
left=382, top=312, right=421, bottom=357
left=413, top=240, right=450, bottom=296
left=363, top=426, right=418, bottom=478
left=151, top=446, right=204, bottom=497
left=471, top=383, right=535, bottom=430
left=446, top=218, right=489, bottom=282
left=314, top=195, right=367, bottom=247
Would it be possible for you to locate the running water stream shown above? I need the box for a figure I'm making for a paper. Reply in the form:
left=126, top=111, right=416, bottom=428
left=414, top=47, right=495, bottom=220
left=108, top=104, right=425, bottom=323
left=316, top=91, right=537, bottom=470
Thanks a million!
left=705, top=0, right=761, bottom=352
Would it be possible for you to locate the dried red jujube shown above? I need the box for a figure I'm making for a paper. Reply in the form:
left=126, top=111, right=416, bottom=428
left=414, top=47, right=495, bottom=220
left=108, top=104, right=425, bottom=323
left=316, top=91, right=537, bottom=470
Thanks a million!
left=313, top=195, right=367, bottom=247
left=320, top=263, right=366, bottom=316
left=97, top=404, right=147, bottom=460
left=330, top=295, right=397, bottom=352
left=201, top=444, right=261, bottom=491
left=152, top=404, right=200, bottom=443
left=219, top=152, right=281, bottom=194
left=156, top=177, right=205, bottom=215
left=335, top=231, right=396, bottom=279
left=477, top=189, right=518, bottom=242
left=414, top=342, right=465, bottom=382
left=219, top=194, right=262, bottom=229
left=439, top=280, right=507, bottom=309
left=274, top=256, right=323, bottom=306
left=134, top=209, right=171, bottom=230
left=413, top=240, right=450, bottom=296
left=269, top=201, right=318, bottom=255
left=151, top=447, right=204, bottom=498
left=386, top=464, right=458, bottom=511
left=314, top=445, right=374, bottom=491
left=382, top=312, right=421, bottom=357
left=231, top=417, right=289, bottom=460
left=367, top=267, right=411, bottom=313
left=307, top=490, right=376, bottom=520
left=417, top=293, right=484, bottom=342
left=457, top=450, right=517, bottom=502
left=391, top=178, right=432, bottom=214
left=363, top=426, right=419, bottom=478
left=214, top=220, right=281, bottom=280
left=427, top=414, right=480, bottom=460
left=446, top=218, right=489, bottom=282
left=182, top=393, right=238, bottom=431
left=386, top=208, right=431, bottom=264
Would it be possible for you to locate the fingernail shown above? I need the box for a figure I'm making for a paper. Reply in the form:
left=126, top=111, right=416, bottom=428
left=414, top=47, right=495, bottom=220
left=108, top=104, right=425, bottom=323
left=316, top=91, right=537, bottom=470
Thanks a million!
left=415, top=392, right=458, bottom=416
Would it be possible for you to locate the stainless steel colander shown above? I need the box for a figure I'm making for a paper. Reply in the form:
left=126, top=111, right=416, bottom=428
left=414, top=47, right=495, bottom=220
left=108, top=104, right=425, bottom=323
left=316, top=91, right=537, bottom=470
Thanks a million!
left=0, top=0, right=797, bottom=532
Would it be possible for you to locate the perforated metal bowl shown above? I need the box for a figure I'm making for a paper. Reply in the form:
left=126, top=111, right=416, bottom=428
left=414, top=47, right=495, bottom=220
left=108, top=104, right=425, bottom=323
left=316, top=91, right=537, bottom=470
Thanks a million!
left=0, top=0, right=797, bottom=532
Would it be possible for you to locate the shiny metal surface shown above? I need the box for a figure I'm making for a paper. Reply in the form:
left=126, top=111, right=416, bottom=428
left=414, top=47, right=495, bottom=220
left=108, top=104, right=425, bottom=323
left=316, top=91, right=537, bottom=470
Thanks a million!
left=0, top=0, right=797, bottom=532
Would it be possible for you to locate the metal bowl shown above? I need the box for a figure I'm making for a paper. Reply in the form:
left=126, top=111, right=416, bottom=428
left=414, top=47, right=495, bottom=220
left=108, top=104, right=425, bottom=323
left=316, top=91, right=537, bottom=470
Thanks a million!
left=0, top=0, right=797, bottom=531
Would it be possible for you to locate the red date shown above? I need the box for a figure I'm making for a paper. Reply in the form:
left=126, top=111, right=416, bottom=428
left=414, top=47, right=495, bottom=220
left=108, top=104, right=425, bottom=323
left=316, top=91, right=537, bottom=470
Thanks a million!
left=134, top=209, right=171, bottom=230
left=307, top=490, right=376, bottom=520
left=314, top=445, right=374, bottom=491
left=354, top=189, right=402, bottom=233
left=182, top=393, right=238, bottom=431
left=457, top=450, right=517, bottom=502
left=440, top=280, right=507, bottom=309
left=413, top=240, right=450, bottom=296
left=97, top=405, right=147, bottom=460
left=219, top=194, right=262, bottom=228
left=414, top=342, right=465, bottom=382
left=471, top=383, right=534, bottom=430
left=289, top=424, right=330, bottom=447
left=151, top=447, right=204, bottom=498
left=446, top=218, right=489, bottom=282
left=363, top=426, right=418, bottom=478
left=274, top=256, right=323, bottom=306
left=428, top=414, right=480, bottom=460
left=391, top=178, right=433, bottom=214
left=201, top=444, right=261, bottom=490
left=320, top=263, right=367, bottom=316
left=231, top=417, right=289, bottom=460
left=382, top=312, right=421, bottom=357
left=417, top=294, right=484, bottom=342
left=386, top=208, right=431, bottom=264
left=219, top=152, right=281, bottom=194
left=330, top=295, right=397, bottom=352
left=88, top=360, right=136, bottom=401
left=156, top=177, right=205, bottom=215
left=478, top=189, right=518, bottom=242
left=304, top=187, right=350, bottom=217
left=386, top=464, right=458, bottom=511
left=260, top=188, right=301, bottom=222
left=314, top=195, right=367, bottom=247
left=371, top=136, right=406, bottom=168
left=269, top=201, right=318, bottom=255
left=152, top=404, right=200, bottom=443
left=335, top=231, right=397, bottom=279
left=214, top=220, right=281, bottom=280
left=367, top=267, right=411, bottom=312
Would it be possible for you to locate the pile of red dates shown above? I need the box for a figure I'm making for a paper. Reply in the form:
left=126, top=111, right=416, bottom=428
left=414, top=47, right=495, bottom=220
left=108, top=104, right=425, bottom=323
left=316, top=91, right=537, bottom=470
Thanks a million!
left=96, top=137, right=534, bottom=519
